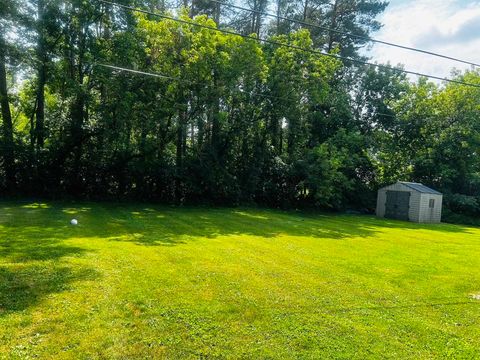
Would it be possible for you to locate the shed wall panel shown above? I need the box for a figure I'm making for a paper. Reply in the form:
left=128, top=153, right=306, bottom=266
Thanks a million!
left=409, top=191, right=422, bottom=222
left=376, top=190, right=386, bottom=217
left=419, top=194, right=443, bottom=223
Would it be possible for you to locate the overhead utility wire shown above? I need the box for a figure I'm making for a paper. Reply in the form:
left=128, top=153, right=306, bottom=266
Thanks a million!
left=208, top=0, right=480, bottom=68
left=95, top=64, right=398, bottom=117
left=95, top=63, right=185, bottom=80
left=96, top=0, right=480, bottom=89
left=93, top=63, right=293, bottom=102
left=94, top=63, right=401, bottom=119
left=94, top=63, right=404, bottom=117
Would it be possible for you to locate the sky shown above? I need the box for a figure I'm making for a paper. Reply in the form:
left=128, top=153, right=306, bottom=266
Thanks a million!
left=366, top=0, right=480, bottom=81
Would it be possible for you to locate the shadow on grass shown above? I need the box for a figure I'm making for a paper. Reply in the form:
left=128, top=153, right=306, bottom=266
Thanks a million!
left=0, top=202, right=99, bottom=315
left=0, top=201, right=476, bottom=249
left=87, top=208, right=381, bottom=246
left=0, top=232, right=88, bottom=263
left=0, top=265, right=98, bottom=315
left=105, top=207, right=477, bottom=246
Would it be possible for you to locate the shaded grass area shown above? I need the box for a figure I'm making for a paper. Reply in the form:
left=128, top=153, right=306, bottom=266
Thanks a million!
left=0, top=201, right=479, bottom=359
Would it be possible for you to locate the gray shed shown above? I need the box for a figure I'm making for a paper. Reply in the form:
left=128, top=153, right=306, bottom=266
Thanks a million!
left=376, top=181, right=443, bottom=223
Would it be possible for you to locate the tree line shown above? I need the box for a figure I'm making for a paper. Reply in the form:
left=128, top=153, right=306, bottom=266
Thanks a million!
left=1, top=0, right=479, bottom=223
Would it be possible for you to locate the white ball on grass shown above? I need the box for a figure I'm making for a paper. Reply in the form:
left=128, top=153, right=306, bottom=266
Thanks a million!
left=70, top=219, right=78, bottom=225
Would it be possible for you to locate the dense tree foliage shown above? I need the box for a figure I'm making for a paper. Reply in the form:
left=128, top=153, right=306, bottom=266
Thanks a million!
left=0, top=0, right=479, bottom=222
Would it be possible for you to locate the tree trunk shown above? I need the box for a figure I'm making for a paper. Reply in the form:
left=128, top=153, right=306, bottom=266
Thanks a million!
left=175, top=85, right=188, bottom=202
left=214, top=1, right=221, bottom=24
left=176, top=107, right=187, bottom=170
left=197, top=116, right=204, bottom=150
left=270, top=115, right=281, bottom=153
left=327, top=0, right=339, bottom=52
left=210, top=74, right=220, bottom=155
left=176, top=121, right=185, bottom=168
left=188, top=0, right=195, bottom=17
left=0, top=33, right=15, bottom=191
left=287, top=117, right=296, bottom=157
left=70, top=89, right=85, bottom=192
left=250, top=0, right=257, bottom=34
left=276, top=0, right=281, bottom=34
left=175, top=106, right=187, bottom=203
left=255, top=9, right=262, bottom=36
left=69, top=23, right=86, bottom=194
left=303, top=0, right=309, bottom=21
left=35, top=0, right=47, bottom=149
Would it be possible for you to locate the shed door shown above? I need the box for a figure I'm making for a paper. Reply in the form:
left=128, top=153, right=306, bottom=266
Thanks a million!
left=385, top=191, right=410, bottom=221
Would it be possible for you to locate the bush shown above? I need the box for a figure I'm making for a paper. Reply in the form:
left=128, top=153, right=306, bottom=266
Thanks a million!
left=443, top=193, right=480, bottom=217
left=442, top=193, right=480, bottom=225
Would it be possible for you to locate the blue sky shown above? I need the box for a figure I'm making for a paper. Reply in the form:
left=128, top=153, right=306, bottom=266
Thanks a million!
left=366, top=0, right=480, bottom=80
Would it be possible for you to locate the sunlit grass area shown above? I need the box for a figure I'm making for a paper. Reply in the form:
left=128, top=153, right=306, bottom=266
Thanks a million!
left=1, top=202, right=480, bottom=359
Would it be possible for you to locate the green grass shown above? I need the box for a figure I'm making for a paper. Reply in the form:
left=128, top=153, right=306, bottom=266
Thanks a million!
left=1, top=202, right=480, bottom=359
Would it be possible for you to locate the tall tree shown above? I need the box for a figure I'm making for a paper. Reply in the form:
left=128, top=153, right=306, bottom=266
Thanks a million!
left=0, top=0, right=19, bottom=191
left=324, top=0, right=388, bottom=57
left=0, top=34, right=15, bottom=191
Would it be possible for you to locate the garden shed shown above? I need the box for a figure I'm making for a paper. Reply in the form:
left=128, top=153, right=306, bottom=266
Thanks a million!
left=376, top=181, right=443, bottom=223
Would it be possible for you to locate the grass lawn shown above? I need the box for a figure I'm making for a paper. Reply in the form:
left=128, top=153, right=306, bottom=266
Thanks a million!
left=1, top=202, right=479, bottom=359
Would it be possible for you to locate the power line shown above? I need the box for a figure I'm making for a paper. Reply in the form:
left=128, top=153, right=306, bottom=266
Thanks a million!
left=96, top=0, right=480, bottom=89
left=94, top=63, right=405, bottom=118
left=95, top=63, right=459, bottom=130
left=93, top=62, right=294, bottom=102
left=208, top=0, right=480, bottom=69
left=93, top=63, right=405, bottom=123
left=95, top=63, right=186, bottom=81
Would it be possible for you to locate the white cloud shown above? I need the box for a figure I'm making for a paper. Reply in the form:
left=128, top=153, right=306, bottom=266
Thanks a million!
left=365, top=0, right=480, bottom=82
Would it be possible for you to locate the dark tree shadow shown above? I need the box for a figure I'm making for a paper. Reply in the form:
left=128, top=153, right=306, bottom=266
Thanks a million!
left=0, top=265, right=98, bottom=315
left=96, top=208, right=379, bottom=246
left=77, top=205, right=478, bottom=246
left=0, top=232, right=87, bottom=263
left=0, top=202, right=99, bottom=316
left=0, top=202, right=92, bottom=262
left=1, top=202, right=476, bottom=249
left=2, top=201, right=475, bottom=248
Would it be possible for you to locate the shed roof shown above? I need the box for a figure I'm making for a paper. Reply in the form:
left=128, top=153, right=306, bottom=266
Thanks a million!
left=397, top=182, right=442, bottom=195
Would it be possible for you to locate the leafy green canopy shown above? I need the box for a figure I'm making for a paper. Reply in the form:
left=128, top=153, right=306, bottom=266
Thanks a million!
left=1, top=0, right=479, bottom=222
